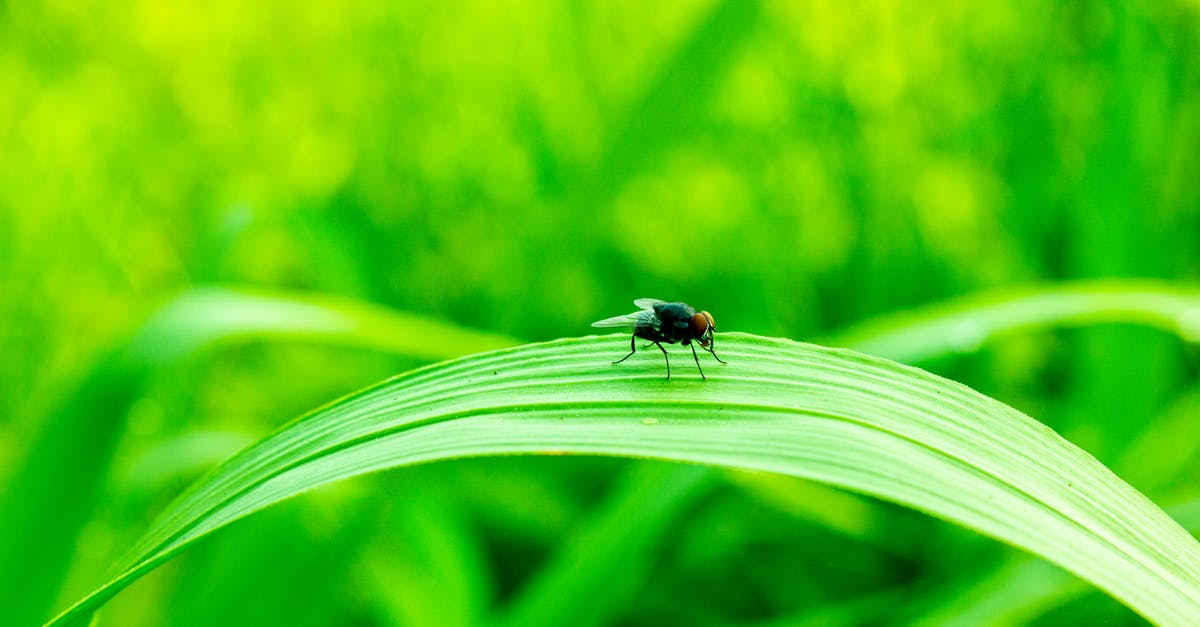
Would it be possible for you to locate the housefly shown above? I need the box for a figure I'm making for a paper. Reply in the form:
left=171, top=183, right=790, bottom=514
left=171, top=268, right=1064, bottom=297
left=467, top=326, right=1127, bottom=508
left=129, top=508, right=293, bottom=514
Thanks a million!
left=591, top=299, right=727, bottom=380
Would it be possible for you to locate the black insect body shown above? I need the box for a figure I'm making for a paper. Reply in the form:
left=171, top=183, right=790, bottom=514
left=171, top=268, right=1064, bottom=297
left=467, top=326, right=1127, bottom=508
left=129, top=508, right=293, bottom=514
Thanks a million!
left=591, top=298, right=727, bottom=380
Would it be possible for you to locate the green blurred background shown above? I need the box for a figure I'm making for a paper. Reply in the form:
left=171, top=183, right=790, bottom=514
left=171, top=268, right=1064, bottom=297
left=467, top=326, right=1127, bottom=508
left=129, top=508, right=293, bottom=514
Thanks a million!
left=2, top=0, right=1199, bottom=625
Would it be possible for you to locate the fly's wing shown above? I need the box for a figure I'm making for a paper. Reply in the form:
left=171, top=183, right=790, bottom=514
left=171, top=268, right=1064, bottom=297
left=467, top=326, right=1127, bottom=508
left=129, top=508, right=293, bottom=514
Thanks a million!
left=591, top=308, right=658, bottom=329
left=633, top=298, right=667, bottom=309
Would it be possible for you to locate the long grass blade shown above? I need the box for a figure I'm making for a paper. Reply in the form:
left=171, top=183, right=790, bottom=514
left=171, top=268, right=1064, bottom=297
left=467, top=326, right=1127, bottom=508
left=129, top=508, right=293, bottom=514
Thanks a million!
left=46, top=333, right=1200, bottom=626
left=832, top=279, right=1200, bottom=363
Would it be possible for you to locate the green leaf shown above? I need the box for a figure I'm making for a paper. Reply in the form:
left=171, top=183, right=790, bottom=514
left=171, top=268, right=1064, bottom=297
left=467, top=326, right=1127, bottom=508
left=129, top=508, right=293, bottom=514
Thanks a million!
left=496, top=461, right=714, bottom=627
left=126, top=286, right=521, bottom=362
left=832, top=279, right=1200, bottom=363
left=918, top=497, right=1200, bottom=626
left=48, top=333, right=1200, bottom=626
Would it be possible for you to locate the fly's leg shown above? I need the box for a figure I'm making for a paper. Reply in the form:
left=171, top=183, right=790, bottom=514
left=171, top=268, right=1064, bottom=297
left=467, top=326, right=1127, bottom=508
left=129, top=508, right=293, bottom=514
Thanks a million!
left=690, top=343, right=707, bottom=380
left=613, top=334, right=638, bottom=364
left=654, top=341, right=671, bottom=379
left=703, top=343, right=727, bottom=365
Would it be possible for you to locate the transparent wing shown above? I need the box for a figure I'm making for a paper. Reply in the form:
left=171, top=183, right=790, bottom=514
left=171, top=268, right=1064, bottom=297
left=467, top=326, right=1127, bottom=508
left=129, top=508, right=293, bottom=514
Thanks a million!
left=633, top=298, right=667, bottom=309
left=591, top=309, right=657, bottom=328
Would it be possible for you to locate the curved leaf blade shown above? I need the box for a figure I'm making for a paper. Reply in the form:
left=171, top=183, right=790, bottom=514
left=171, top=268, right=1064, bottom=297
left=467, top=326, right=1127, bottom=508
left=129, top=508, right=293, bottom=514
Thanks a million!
left=48, top=333, right=1200, bottom=626
left=833, top=279, right=1200, bottom=363
left=495, top=280, right=1200, bottom=627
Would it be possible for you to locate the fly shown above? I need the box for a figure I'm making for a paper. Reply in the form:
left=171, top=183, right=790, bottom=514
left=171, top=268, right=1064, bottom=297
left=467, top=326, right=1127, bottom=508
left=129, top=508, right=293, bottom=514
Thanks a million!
left=591, top=298, right=727, bottom=380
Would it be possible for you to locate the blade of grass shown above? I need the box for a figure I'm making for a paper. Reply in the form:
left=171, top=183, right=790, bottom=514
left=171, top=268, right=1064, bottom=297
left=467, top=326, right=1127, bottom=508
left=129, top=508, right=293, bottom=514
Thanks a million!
left=357, top=474, right=492, bottom=627
left=752, top=588, right=912, bottom=627
left=495, top=461, right=714, bottom=627
left=829, top=282, right=1200, bottom=623
left=0, top=286, right=518, bottom=627
left=122, top=286, right=520, bottom=363
left=495, top=280, right=1200, bottom=626
left=831, top=279, right=1200, bottom=363
left=23, top=280, right=1199, bottom=624
left=723, top=280, right=1200, bottom=555
left=46, top=333, right=1200, bottom=626
left=590, top=0, right=760, bottom=191
left=910, top=387, right=1200, bottom=625
left=915, top=497, right=1200, bottom=627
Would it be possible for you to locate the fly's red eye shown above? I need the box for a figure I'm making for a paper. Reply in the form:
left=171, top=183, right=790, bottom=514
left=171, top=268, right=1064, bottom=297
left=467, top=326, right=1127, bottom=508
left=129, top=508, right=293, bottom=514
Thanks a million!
left=690, top=311, right=714, bottom=346
left=701, top=311, right=715, bottom=346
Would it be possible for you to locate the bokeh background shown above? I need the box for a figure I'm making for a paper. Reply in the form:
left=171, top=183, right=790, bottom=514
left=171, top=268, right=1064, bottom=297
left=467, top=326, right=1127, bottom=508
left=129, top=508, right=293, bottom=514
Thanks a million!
left=3, top=1, right=1199, bottom=625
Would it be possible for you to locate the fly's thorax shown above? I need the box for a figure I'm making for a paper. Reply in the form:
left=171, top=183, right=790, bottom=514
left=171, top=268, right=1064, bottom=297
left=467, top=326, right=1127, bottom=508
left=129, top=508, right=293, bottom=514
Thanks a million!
left=650, top=302, right=692, bottom=341
left=654, top=302, right=698, bottom=322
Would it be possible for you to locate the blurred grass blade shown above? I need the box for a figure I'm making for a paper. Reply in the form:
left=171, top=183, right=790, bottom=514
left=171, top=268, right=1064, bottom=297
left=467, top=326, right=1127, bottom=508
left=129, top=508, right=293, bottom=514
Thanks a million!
left=916, top=499, right=1200, bottom=627
left=592, top=0, right=758, bottom=191
left=832, top=279, right=1200, bottom=362
left=495, top=461, right=714, bottom=627
left=48, top=334, right=1200, bottom=626
left=0, top=286, right=518, bottom=627
left=124, top=286, right=520, bottom=362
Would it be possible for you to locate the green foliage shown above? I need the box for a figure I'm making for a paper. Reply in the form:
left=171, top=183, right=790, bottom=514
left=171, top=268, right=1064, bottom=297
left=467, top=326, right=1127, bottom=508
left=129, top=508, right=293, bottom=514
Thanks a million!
left=3, top=0, right=1200, bottom=625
